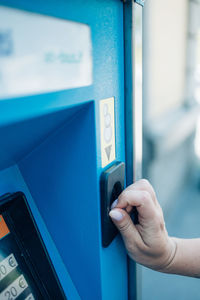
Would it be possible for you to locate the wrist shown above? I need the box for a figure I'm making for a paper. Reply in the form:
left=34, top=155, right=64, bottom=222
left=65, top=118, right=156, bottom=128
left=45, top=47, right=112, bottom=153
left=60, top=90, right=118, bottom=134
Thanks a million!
left=155, top=237, right=177, bottom=273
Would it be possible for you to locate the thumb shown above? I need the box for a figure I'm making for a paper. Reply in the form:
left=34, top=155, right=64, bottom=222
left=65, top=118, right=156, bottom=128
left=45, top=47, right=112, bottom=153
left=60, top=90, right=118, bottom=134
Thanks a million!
left=109, top=208, right=138, bottom=246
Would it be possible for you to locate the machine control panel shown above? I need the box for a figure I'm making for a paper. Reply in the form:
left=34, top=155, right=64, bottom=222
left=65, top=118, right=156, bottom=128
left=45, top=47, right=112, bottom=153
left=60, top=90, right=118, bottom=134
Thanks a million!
left=0, top=192, right=66, bottom=300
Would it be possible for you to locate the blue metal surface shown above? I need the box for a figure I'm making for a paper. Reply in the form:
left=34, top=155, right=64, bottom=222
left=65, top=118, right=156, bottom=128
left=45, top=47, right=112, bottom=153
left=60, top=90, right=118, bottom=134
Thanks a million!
left=0, top=1, right=128, bottom=299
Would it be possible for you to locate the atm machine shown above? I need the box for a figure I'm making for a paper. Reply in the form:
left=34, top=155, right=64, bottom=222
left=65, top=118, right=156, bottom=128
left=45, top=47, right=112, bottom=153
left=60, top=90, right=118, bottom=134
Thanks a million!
left=0, top=0, right=144, bottom=299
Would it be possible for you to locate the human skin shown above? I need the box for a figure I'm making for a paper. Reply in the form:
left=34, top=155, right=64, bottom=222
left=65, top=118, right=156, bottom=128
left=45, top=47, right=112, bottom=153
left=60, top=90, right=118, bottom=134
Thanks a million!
left=109, top=179, right=200, bottom=277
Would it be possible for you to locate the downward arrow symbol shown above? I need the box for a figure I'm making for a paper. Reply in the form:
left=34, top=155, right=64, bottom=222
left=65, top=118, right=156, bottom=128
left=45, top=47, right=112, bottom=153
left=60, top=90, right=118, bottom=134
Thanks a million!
left=105, top=145, right=112, bottom=160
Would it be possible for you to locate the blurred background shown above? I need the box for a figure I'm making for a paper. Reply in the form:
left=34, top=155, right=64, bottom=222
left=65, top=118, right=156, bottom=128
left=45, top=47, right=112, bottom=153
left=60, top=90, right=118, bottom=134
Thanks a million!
left=142, top=0, right=200, bottom=299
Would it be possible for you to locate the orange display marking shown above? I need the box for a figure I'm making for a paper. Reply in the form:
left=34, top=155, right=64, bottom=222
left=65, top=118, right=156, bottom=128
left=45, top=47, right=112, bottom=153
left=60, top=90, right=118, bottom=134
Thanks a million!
left=0, top=215, right=10, bottom=239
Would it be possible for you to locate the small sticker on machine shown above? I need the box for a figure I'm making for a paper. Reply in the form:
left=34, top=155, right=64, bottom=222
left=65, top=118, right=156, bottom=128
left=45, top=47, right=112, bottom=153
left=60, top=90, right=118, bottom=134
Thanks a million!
left=100, top=97, right=116, bottom=167
left=0, top=274, right=28, bottom=300
left=0, top=254, right=18, bottom=282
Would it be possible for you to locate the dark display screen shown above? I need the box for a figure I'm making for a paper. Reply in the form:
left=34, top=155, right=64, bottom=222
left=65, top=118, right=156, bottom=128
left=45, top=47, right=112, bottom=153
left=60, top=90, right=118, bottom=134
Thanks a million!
left=0, top=214, right=42, bottom=299
left=0, top=192, right=66, bottom=300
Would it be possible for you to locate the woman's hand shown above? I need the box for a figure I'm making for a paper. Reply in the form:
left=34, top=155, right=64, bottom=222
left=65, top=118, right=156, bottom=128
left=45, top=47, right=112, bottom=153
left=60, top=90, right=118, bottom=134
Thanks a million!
left=109, top=179, right=176, bottom=271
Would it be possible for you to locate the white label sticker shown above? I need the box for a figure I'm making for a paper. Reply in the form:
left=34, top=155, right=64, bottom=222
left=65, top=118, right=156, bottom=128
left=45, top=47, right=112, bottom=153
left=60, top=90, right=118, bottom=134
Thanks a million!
left=100, top=97, right=116, bottom=167
left=0, top=6, right=92, bottom=99
left=0, top=254, right=18, bottom=282
left=0, top=274, right=28, bottom=300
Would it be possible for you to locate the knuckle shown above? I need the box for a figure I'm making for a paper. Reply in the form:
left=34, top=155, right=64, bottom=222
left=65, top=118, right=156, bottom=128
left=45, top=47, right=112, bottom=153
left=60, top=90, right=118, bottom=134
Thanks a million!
left=126, top=242, right=136, bottom=256
left=118, top=219, right=132, bottom=234
left=159, top=221, right=165, bottom=231
left=140, top=179, right=151, bottom=188
left=155, top=209, right=161, bottom=218
left=140, top=179, right=157, bottom=198
left=140, top=178, right=149, bottom=185
left=119, top=189, right=131, bottom=201
left=154, top=211, right=165, bottom=230
left=141, top=190, right=151, bottom=204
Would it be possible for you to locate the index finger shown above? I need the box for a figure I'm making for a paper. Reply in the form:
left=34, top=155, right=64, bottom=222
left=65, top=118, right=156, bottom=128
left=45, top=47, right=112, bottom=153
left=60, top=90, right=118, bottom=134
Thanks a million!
left=124, top=179, right=158, bottom=205
left=115, top=189, right=157, bottom=220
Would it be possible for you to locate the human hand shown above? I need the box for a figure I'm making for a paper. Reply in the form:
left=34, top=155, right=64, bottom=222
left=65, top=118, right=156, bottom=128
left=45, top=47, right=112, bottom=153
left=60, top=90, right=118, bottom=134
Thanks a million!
left=109, top=179, right=176, bottom=271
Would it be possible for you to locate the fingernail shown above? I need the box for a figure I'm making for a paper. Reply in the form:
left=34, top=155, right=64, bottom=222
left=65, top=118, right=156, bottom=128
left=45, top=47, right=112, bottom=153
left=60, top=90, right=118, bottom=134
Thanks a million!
left=111, top=199, right=118, bottom=210
left=109, top=210, right=123, bottom=221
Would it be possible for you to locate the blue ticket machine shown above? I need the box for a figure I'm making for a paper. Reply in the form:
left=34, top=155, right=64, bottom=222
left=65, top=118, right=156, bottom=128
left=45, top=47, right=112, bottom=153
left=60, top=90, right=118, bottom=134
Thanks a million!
left=0, top=0, right=144, bottom=299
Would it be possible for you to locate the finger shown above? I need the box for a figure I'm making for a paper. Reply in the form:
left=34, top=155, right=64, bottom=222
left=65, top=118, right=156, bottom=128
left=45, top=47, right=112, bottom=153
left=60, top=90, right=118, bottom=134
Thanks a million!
left=111, top=179, right=158, bottom=211
left=125, top=179, right=158, bottom=206
left=109, top=208, right=142, bottom=252
left=111, top=200, right=132, bottom=213
left=126, top=205, right=133, bottom=214
left=111, top=200, right=133, bottom=214
left=115, top=190, right=156, bottom=219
